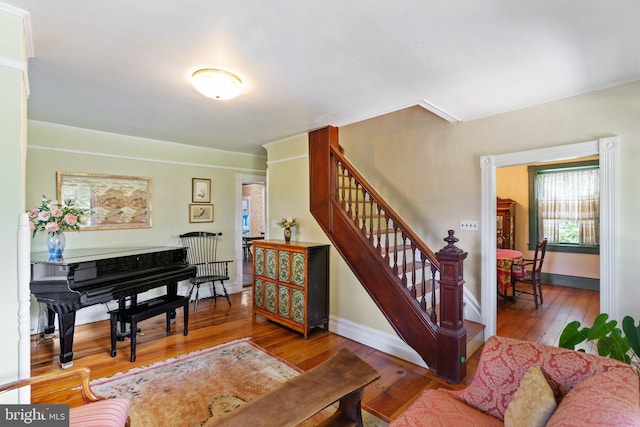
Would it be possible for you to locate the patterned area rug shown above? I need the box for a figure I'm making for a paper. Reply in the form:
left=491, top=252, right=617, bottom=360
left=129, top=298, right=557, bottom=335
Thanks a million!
left=91, top=338, right=388, bottom=427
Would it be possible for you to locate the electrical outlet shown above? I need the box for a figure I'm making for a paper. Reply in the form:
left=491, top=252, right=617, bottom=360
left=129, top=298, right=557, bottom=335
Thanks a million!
left=460, top=220, right=479, bottom=231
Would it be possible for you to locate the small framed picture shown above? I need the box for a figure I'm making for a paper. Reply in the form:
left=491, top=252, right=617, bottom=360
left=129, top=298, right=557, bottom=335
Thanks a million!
left=192, top=178, right=211, bottom=203
left=189, top=204, right=214, bottom=223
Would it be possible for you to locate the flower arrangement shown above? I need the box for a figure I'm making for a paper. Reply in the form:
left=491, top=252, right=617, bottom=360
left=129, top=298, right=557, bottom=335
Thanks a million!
left=277, top=217, right=298, bottom=229
left=27, top=196, right=88, bottom=237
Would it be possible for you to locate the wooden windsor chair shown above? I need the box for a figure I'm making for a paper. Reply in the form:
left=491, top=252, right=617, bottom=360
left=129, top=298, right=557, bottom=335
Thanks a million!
left=511, top=238, right=548, bottom=308
left=179, top=231, right=233, bottom=311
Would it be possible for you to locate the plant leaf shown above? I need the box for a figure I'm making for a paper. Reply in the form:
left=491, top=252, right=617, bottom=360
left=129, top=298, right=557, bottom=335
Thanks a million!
left=598, top=331, right=631, bottom=363
left=559, top=321, right=588, bottom=349
left=622, top=316, right=640, bottom=359
left=586, top=313, right=617, bottom=340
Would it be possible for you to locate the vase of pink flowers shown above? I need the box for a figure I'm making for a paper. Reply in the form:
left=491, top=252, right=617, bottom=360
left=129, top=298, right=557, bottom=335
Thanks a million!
left=27, top=196, right=88, bottom=260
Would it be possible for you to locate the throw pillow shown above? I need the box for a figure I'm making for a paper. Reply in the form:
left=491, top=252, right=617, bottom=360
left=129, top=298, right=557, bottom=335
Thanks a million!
left=503, top=366, right=556, bottom=427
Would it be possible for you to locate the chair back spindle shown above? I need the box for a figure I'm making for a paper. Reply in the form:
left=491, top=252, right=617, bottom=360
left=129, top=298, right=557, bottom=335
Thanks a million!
left=511, top=238, right=547, bottom=308
left=179, top=231, right=233, bottom=311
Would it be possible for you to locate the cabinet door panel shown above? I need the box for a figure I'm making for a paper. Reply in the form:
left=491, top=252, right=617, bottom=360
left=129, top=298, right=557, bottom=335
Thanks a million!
left=278, top=250, right=291, bottom=283
left=278, top=286, right=291, bottom=318
left=254, top=279, right=264, bottom=308
left=266, top=249, right=277, bottom=279
left=292, top=289, right=305, bottom=324
left=292, top=252, right=305, bottom=287
left=254, top=247, right=264, bottom=276
left=265, top=282, right=277, bottom=313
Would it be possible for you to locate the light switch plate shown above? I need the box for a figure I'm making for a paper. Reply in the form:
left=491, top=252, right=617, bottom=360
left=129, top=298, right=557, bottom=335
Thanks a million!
left=460, top=220, right=479, bottom=231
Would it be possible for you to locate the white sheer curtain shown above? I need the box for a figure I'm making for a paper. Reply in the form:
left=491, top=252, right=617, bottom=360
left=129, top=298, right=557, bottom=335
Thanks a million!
left=537, top=168, right=599, bottom=245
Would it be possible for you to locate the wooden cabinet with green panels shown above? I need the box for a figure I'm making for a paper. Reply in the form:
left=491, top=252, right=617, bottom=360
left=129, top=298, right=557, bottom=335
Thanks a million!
left=252, top=240, right=329, bottom=339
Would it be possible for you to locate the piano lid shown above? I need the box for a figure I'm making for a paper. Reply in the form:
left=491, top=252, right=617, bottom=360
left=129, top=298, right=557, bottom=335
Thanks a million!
left=31, top=246, right=185, bottom=265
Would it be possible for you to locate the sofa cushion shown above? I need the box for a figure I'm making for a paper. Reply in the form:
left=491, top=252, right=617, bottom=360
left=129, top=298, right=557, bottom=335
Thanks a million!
left=389, top=389, right=502, bottom=427
left=503, top=366, right=556, bottom=427
left=457, top=336, right=633, bottom=420
left=546, top=369, right=640, bottom=426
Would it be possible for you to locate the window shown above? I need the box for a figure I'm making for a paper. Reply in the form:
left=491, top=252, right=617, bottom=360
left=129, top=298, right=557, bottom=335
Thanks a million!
left=528, top=160, right=599, bottom=254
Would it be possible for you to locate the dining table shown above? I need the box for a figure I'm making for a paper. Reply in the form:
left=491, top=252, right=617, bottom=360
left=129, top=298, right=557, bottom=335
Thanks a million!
left=497, top=248, right=525, bottom=296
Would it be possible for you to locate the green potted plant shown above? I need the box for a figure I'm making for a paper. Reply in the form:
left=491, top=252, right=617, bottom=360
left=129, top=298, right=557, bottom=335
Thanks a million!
left=559, top=313, right=640, bottom=371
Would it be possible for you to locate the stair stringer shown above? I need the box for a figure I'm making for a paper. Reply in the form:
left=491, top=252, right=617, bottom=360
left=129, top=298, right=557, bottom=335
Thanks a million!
left=312, top=197, right=438, bottom=369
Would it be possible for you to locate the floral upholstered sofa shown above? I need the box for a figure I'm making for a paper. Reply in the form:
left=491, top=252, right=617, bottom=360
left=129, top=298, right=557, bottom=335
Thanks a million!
left=391, top=335, right=640, bottom=426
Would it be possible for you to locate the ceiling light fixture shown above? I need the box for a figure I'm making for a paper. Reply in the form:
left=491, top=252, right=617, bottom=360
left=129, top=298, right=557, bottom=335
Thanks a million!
left=191, top=68, right=244, bottom=100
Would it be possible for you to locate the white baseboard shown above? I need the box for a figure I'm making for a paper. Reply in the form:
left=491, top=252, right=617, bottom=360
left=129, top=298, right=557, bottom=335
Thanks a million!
left=30, top=280, right=242, bottom=334
left=328, top=290, right=485, bottom=370
left=328, top=315, right=428, bottom=368
left=463, top=288, right=482, bottom=324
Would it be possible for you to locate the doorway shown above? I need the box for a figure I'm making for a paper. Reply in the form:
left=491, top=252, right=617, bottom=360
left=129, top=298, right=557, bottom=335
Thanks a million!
left=496, top=161, right=600, bottom=341
left=238, top=178, right=266, bottom=287
left=480, top=137, right=619, bottom=338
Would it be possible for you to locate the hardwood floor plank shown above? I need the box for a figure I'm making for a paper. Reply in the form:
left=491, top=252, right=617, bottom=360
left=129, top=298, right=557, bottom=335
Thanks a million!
left=29, top=273, right=599, bottom=421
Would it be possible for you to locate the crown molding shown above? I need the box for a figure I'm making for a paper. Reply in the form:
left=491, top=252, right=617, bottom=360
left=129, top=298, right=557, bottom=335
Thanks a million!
left=418, top=99, right=462, bottom=123
left=0, top=3, right=33, bottom=97
left=0, top=3, right=34, bottom=57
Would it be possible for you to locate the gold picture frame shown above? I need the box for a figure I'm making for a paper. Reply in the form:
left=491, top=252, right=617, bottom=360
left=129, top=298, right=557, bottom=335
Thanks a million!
left=57, top=172, right=152, bottom=230
left=192, top=178, right=211, bottom=203
left=189, top=204, right=214, bottom=223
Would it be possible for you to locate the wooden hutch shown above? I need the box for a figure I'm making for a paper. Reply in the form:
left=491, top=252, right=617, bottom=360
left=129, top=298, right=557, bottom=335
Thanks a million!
left=252, top=240, right=329, bottom=339
left=497, top=197, right=516, bottom=249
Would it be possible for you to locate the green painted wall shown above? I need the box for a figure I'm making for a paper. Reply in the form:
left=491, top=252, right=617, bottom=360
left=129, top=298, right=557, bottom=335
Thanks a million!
left=0, top=7, right=28, bottom=390
left=26, top=121, right=266, bottom=326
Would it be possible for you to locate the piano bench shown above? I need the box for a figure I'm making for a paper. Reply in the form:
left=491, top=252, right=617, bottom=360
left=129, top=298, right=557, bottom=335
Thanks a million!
left=110, top=294, right=190, bottom=362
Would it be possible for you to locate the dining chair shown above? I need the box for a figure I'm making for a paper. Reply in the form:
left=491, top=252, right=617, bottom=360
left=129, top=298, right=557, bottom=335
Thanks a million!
left=0, top=367, right=130, bottom=427
left=511, top=238, right=548, bottom=308
left=180, top=231, right=233, bottom=311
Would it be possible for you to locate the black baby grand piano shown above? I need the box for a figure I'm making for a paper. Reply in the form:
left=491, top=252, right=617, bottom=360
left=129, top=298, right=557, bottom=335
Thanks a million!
left=30, top=246, right=196, bottom=368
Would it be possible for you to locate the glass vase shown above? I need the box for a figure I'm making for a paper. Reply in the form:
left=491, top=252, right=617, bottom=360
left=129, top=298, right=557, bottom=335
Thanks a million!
left=47, top=232, right=66, bottom=260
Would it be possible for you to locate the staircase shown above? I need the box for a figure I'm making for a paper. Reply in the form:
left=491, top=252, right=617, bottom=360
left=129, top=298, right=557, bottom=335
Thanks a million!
left=309, top=126, right=481, bottom=383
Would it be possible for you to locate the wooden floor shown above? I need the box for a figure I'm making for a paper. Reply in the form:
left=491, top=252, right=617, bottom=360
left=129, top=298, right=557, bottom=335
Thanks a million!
left=30, top=279, right=599, bottom=421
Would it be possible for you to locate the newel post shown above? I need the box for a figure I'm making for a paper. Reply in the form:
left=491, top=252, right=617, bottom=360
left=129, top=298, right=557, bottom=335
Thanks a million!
left=435, top=230, right=468, bottom=383
left=309, top=126, right=339, bottom=229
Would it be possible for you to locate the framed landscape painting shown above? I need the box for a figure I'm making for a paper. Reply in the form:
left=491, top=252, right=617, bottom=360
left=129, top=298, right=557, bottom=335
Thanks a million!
left=57, top=172, right=152, bottom=230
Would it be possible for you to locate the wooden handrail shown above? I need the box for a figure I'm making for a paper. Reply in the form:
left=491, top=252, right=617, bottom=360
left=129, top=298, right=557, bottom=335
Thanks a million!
left=330, top=144, right=440, bottom=269
left=309, top=125, right=467, bottom=383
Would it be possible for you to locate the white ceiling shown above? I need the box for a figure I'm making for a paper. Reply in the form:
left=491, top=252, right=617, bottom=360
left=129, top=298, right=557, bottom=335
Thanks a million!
left=5, top=1, right=640, bottom=156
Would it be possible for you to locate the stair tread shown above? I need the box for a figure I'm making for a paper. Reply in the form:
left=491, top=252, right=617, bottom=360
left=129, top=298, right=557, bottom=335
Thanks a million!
left=464, top=320, right=485, bottom=344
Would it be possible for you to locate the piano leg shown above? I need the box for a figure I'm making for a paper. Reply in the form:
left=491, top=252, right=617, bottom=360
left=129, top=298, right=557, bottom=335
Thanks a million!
left=43, top=307, right=56, bottom=339
left=50, top=306, right=77, bottom=369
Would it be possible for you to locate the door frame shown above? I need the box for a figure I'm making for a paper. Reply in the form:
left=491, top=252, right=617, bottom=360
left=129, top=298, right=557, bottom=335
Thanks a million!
left=480, top=137, right=619, bottom=338
left=235, top=173, right=266, bottom=292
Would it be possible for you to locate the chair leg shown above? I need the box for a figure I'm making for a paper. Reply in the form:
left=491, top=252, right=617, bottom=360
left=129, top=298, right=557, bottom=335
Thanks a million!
left=210, top=281, right=219, bottom=300
left=532, top=282, right=539, bottom=309
left=183, top=301, right=189, bottom=336
left=220, top=280, right=231, bottom=306
left=193, top=284, right=200, bottom=313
